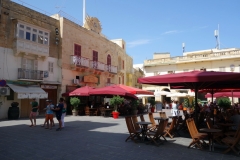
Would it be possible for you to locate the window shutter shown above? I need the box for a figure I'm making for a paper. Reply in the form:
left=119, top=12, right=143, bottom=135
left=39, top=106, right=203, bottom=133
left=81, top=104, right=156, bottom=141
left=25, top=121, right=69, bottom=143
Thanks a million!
left=22, top=58, right=27, bottom=69
left=34, top=60, right=38, bottom=70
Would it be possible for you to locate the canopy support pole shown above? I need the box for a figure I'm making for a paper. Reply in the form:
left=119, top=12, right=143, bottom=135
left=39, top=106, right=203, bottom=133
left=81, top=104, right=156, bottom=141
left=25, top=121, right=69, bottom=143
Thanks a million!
left=211, top=89, right=215, bottom=125
left=195, top=86, right=199, bottom=128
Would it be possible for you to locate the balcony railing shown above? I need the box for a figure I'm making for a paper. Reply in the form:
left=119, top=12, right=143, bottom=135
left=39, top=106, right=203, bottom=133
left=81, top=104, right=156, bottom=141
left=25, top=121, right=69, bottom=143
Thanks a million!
left=105, top=65, right=117, bottom=74
left=71, top=55, right=89, bottom=68
left=18, top=68, right=44, bottom=80
left=90, top=60, right=105, bottom=71
left=144, top=49, right=240, bottom=66
left=105, top=82, right=115, bottom=86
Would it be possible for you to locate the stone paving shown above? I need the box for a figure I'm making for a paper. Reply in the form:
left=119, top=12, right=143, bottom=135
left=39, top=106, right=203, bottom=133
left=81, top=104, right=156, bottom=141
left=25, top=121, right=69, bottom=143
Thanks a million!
left=0, top=110, right=239, bottom=160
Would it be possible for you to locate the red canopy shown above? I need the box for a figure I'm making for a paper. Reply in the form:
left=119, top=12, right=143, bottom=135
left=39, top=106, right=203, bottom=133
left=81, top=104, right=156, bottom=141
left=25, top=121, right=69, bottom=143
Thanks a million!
left=89, top=85, right=138, bottom=99
left=116, top=84, right=153, bottom=95
left=62, top=86, right=94, bottom=96
left=205, top=92, right=240, bottom=98
left=138, top=71, right=240, bottom=89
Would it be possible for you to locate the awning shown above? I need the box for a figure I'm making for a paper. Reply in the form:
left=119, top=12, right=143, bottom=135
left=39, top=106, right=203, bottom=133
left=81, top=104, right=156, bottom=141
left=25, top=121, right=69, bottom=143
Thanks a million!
left=7, top=84, right=48, bottom=99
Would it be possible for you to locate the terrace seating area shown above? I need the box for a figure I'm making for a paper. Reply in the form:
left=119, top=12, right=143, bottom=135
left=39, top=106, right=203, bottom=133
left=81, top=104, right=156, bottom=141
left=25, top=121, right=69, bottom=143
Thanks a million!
left=124, top=110, right=240, bottom=156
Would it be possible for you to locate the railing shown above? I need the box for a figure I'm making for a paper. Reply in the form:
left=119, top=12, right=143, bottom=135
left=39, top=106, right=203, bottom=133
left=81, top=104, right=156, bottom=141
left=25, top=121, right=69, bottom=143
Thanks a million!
left=144, top=49, right=240, bottom=65
left=71, top=55, right=89, bottom=68
left=105, top=65, right=117, bottom=74
left=89, top=60, right=105, bottom=71
left=18, top=68, right=44, bottom=80
left=105, top=83, right=115, bottom=86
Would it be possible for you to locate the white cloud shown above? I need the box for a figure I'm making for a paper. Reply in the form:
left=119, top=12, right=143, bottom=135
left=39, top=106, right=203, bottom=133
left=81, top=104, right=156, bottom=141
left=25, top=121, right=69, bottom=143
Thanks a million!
left=127, top=39, right=151, bottom=48
left=162, top=30, right=179, bottom=35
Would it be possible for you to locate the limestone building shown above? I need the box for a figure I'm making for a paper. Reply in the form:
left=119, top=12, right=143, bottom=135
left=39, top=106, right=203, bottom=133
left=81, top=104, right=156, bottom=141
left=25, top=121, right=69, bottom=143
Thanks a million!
left=142, top=48, right=240, bottom=103
left=0, top=0, right=61, bottom=118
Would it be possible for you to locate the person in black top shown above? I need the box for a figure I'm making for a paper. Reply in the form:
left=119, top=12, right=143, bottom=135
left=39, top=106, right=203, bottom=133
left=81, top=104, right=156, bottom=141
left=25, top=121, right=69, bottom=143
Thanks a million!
left=52, top=98, right=63, bottom=131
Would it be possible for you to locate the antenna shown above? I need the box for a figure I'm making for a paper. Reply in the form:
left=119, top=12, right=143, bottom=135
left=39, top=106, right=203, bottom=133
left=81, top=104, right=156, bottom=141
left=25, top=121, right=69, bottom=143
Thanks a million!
left=182, top=43, right=185, bottom=53
left=214, top=24, right=220, bottom=49
left=83, top=0, right=86, bottom=26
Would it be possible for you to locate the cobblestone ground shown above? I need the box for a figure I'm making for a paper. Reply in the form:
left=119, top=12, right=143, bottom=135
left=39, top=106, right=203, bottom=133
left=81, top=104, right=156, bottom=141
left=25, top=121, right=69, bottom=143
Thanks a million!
left=0, top=110, right=239, bottom=160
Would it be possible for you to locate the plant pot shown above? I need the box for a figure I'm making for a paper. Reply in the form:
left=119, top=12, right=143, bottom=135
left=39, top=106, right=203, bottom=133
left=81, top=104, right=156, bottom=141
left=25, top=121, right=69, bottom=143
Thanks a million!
left=151, top=107, right=155, bottom=113
left=72, top=110, right=78, bottom=116
left=112, top=111, right=119, bottom=119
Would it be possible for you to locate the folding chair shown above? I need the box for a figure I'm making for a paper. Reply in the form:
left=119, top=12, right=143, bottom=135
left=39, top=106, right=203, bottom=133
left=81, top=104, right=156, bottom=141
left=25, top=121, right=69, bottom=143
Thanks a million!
left=146, top=120, right=165, bottom=146
left=148, top=112, right=158, bottom=131
left=125, top=116, right=141, bottom=143
left=221, top=123, right=240, bottom=155
left=186, top=118, right=207, bottom=149
left=164, top=117, right=177, bottom=139
left=140, top=114, right=145, bottom=122
left=159, top=112, right=167, bottom=119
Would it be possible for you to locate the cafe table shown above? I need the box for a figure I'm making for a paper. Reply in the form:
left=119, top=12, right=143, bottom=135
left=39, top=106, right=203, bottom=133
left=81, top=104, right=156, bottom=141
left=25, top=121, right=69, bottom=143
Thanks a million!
left=199, top=128, right=222, bottom=151
left=135, top=121, right=152, bottom=142
left=104, top=108, right=113, bottom=117
left=216, top=123, right=236, bottom=132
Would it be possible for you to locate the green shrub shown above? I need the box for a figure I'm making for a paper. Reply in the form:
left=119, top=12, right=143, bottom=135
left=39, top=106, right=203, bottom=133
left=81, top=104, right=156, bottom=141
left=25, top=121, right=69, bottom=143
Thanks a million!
left=217, top=97, right=231, bottom=110
left=70, top=97, right=80, bottom=110
left=110, top=96, right=124, bottom=111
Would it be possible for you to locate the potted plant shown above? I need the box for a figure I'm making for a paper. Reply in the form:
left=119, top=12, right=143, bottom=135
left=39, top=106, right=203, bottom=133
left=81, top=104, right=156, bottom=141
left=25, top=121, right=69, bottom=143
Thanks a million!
left=70, top=97, right=80, bottom=116
left=217, top=97, right=231, bottom=111
left=148, top=98, right=156, bottom=113
left=131, top=99, right=139, bottom=115
left=110, top=95, right=124, bottom=119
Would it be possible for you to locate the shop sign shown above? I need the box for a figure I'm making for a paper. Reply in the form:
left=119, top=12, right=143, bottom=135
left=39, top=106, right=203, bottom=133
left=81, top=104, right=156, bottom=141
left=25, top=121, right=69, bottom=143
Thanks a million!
left=83, top=75, right=98, bottom=83
left=41, top=85, right=57, bottom=89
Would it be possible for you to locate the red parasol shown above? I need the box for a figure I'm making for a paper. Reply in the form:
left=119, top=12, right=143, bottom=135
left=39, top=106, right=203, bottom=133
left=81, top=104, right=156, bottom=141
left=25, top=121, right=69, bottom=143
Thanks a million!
left=62, top=86, right=94, bottom=96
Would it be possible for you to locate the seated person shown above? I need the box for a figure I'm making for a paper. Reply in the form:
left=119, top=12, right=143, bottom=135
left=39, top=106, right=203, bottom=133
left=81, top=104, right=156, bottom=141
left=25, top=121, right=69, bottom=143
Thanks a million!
left=229, top=111, right=240, bottom=131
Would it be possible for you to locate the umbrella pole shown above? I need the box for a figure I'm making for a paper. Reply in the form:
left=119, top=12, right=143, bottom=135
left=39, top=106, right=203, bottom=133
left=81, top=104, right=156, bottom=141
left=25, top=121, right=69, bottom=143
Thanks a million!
left=211, top=89, right=214, bottom=125
left=194, top=86, right=199, bottom=128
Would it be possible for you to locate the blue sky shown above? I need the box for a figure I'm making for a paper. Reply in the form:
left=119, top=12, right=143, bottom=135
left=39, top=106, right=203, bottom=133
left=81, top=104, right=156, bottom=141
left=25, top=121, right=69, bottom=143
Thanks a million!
left=12, top=0, right=240, bottom=64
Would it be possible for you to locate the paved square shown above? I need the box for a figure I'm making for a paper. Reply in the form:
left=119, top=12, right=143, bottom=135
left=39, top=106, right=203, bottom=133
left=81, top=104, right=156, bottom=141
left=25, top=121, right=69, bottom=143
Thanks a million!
left=0, top=111, right=239, bottom=160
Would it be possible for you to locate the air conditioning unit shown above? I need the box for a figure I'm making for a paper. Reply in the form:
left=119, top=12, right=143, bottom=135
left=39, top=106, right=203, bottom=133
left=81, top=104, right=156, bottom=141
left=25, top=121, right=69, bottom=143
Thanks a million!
left=0, top=87, right=10, bottom=96
left=73, top=79, right=79, bottom=84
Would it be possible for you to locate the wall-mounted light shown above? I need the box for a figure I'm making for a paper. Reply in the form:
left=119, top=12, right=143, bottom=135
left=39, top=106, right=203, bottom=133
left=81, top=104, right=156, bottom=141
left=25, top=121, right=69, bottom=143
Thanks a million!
left=55, top=37, right=59, bottom=45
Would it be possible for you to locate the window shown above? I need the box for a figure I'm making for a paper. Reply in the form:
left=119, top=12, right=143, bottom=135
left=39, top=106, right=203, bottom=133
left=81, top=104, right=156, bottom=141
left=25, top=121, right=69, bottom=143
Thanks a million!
left=48, top=62, right=54, bottom=73
left=219, top=67, right=225, bottom=72
left=107, top=54, right=111, bottom=65
left=107, top=78, right=111, bottom=83
left=17, top=23, right=49, bottom=45
left=93, top=51, right=98, bottom=61
left=22, top=58, right=37, bottom=70
left=74, top=44, right=81, bottom=56
left=122, top=60, right=124, bottom=69
left=122, top=75, right=124, bottom=84
left=119, top=77, right=121, bottom=84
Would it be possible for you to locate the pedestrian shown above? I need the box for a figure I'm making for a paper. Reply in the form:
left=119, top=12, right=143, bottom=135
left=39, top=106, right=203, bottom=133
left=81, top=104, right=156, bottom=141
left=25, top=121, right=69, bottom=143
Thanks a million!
left=61, top=98, right=67, bottom=128
left=29, top=98, right=39, bottom=127
left=52, top=98, right=64, bottom=131
left=43, top=100, right=54, bottom=130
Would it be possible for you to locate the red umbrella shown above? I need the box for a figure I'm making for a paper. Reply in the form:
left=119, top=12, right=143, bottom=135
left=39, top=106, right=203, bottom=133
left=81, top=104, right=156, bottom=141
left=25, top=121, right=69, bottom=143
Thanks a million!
left=117, top=84, right=153, bottom=95
left=62, top=86, right=94, bottom=96
left=205, top=92, right=240, bottom=98
left=138, top=70, right=240, bottom=122
left=89, top=85, right=138, bottom=99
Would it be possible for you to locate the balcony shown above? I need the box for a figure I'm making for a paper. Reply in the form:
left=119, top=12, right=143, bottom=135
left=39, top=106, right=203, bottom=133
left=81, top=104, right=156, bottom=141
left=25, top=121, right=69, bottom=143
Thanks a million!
left=90, top=60, right=105, bottom=71
left=144, top=49, right=240, bottom=66
left=18, top=68, right=44, bottom=81
left=105, top=82, right=115, bottom=86
left=14, top=39, right=49, bottom=59
left=105, top=65, right=117, bottom=74
left=71, top=55, right=90, bottom=69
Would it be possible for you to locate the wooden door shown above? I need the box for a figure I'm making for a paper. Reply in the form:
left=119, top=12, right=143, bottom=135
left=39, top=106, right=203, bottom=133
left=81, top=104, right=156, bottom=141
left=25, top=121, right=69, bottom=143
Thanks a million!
left=20, top=99, right=31, bottom=118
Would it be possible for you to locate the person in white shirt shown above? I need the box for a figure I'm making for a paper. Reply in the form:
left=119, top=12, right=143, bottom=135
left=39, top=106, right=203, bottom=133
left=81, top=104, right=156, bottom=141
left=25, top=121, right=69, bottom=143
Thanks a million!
left=171, top=100, right=179, bottom=116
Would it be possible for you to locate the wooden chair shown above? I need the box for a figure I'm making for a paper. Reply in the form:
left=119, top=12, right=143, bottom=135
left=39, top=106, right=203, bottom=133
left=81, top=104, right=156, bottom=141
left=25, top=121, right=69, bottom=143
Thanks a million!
left=221, top=123, right=240, bottom=155
left=225, top=123, right=240, bottom=137
left=92, top=108, right=98, bottom=116
left=206, top=116, right=223, bottom=144
left=172, top=116, right=182, bottom=136
left=125, top=116, right=141, bottom=143
left=159, top=112, right=167, bottom=119
left=146, top=120, right=165, bottom=146
left=164, top=117, right=177, bottom=139
left=131, top=115, right=141, bottom=132
left=85, top=106, right=90, bottom=116
left=186, top=118, right=207, bottom=149
left=148, top=113, right=158, bottom=130
left=99, top=107, right=106, bottom=117
left=140, top=114, right=145, bottom=122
